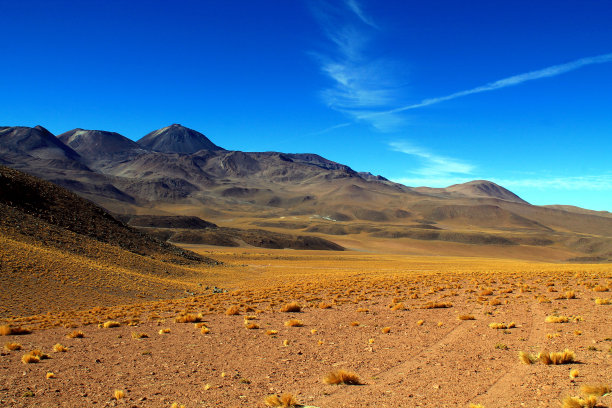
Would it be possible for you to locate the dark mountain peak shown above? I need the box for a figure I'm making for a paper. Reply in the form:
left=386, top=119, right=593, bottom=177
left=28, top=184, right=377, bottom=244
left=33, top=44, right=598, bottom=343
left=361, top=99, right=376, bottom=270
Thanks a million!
left=445, top=180, right=528, bottom=204
left=58, top=128, right=141, bottom=158
left=0, top=125, right=80, bottom=161
left=137, top=124, right=224, bottom=154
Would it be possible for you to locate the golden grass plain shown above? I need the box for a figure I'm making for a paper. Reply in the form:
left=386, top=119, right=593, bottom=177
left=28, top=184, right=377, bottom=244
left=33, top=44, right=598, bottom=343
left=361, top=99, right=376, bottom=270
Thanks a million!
left=1, top=244, right=611, bottom=407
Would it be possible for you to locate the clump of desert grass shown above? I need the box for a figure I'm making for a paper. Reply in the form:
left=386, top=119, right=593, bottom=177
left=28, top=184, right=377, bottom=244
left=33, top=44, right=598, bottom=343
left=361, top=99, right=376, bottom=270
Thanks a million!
left=488, top=322, right=516, bottom=330
left=381, top=326, right=391, bottom=334
left=280, top=302, right=301, bottom=313
left=458, top=314, right=475, bottom=320
left=569, top=369, right=580, bottom=379
left=469, top=404, right=487, bottom=408
left=580, top=384, right=611, bottom=397
left=595, top=298, right=611, bottom=305
left=538, top=349, right=575, bottom=365
left=545, top=315, right=569, bottom=323
left=391, top=302, right=405, bottom=311
left=52, top=343, right=67, bottom=352
left=323, top=369, right=363, bottom=385
left=284, top=319, right=304, bottom=327
left=0, top=325, right=32, bottom=336
left=264, top=393, right=300, bottom=407
left=225, top=305, right=241, bottom=316
left=245, top=322, right=259, bottom=330
left=46, top=372, right=55, bottom=379
left=518, top=351, right=536, bottom=365
left=170, top=403, right=186, bottom=408
left=131, top=332, right=148, bottom=339
left=158, top=328, right=171, bottom=335
left=21, top=352, right=40, bottom=364
left=416, top=319, right=425, bottom=326
left=201, top=327, right=210, bottom=334
left=421, top=301, right=452, bottom=309
left=101, top=320, right=120, bottom=328
left=561, top=395, right=598, bottom=408
left=4, top=342, right=22, bottom=351
left=266, top=329, right=278, bottom=336
left=175, top=313, right=203, bottom=323
left=113, top=389, right=125, bottom=400
left=66, top=330, right=84, bottom=338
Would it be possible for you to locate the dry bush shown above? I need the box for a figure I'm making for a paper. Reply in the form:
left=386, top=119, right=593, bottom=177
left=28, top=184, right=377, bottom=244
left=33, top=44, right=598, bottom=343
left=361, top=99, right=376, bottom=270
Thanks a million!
left=569, top=369, right=579, bottom=379
left=264, top=393, right=300, bottom=407
left=480, top=289, right=494, bottom=296
left=131, top=332, right=148, bottom=339
left=562, top=395, right=598, bottom=408
left=102, top=321, right=120, bottom=328
left=310, top=329, right=317, bottom=335
left=323, top=369, right=363, bottom=385
left=280, top=302, right=301, bottom=313
left=201, top=327, right=210, bottom=334
left=595, top=298, right=611, bottom=305
left=417, top=319, right=425, bottom=326
left=318, top=302, right=332, bottom=309
left=46, top=372, right=55, bottom=379
left=489, top=322, right=516, bottom=330
left=170, top=404, right=186, bottom=408
left=266, top=329, right=278, bottom=336
left=593, top=285, right=609, bottom=292
left=458, top=315, right=475, bottom=320
left=66, top=330, right=84, bottom=338
left=4, top=342, right=22, bottom=351
left=114, top=389, right=125, bottom=400
left=538, top=349, right=575, bottom=365
left=52, top=344, right=67, bottom=352
left=580, top=384, right=611, bottom=397
left=159, top=328, right=171, bottom=334
left=391, top=302, right=405, bottom=311
left=545, top=315, right=569, bottom=323
left=284, top=319, right=304, bottom=327
left=194, top=322, right=207, bottom=328
left=381, top=326, right=391, bottom=334
left=518, top=351, right=535, bottom=365
left=565, top=291, right=577, bottom=299
left=21, top=353, right=40, bottom=364
left=356, top=307, right=368, bottom=313
left=245, top=322, right=259, bottom=330
left=489, top=298, right=502, bottom=306
left=225, top=305, right=241, bottom=316
left=0, top=325, right=31, bottom=336
left=175, top=313, right=203, bottom=323
left=421, top=302, right=452, bottom=309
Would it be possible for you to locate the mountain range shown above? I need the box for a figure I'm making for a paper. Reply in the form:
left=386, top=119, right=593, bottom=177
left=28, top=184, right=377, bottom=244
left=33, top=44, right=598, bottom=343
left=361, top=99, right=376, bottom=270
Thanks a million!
left=2, top=123, right=612, bottom=262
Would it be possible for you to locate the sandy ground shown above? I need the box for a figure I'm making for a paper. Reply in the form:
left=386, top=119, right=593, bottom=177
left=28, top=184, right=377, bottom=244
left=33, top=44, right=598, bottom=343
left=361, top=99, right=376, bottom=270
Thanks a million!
left=1, top=268, right=611, bottom=408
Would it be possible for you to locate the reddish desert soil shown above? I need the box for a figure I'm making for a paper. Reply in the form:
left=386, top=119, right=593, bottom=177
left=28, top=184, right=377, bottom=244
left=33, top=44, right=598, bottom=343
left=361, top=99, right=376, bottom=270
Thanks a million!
left=1, top=248, right=612, bottom=408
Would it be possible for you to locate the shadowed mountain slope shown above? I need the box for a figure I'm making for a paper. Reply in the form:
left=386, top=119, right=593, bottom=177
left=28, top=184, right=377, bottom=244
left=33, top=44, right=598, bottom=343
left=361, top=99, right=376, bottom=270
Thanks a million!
left=137, top=123, right=224, bottom=154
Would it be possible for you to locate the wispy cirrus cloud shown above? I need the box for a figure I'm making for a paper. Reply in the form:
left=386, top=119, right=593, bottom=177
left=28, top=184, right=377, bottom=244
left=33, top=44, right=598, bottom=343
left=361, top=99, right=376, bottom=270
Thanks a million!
left=389, top=141, right=475, bottom=180
left=314, top=51, right=612, bottom=134
left=491, top=174, right=612, bottom=191
left=311, top=0, right=404, bottom=131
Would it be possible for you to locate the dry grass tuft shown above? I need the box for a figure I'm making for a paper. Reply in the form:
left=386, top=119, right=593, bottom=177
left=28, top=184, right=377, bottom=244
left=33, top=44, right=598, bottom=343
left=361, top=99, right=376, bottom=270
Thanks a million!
left=0, top=325, right=32, bottom=336
left=469, top=404, right=487, bottom=408
left=266, top=329, right=278, bottom=336
left=545, top=315, right=569, bottom=323
left=158, top=328, right=171, bottom=335
left=391, top=302, right=405, bottom=311
left=46, top=372, right=55, bottom=379
left=102, top=321, right=120, bottom=328
left=52, top=343, right=67, bottom=352
left=284, top=319, right=304, bottom=327
left=595, top=298, right=611, bottom=305
left=280, top=302, right=301, bottom=313
left=175, top=313, right=203, bottom=323
left=562, top=395, right=598, bottom=408
left=580, top=384, right=611, bottom=397
left=323, top=369, right=363, bottom=385
left=4, top=342, right=22, bottom=351
left=264, top=393, right=300, bottom=407
left=170, top=404, right=186, bottom=408
left=21, top=353, right=40, bottom=364
left=538, top=349, right=575, bottom=365
left=489, top=322, right=516, bottom=329
left=131, top=332, right=148, bottom=339
left=458, top=314, right=475, bottom=320
left=350, top=321, right=360, bottom=327
left=319, top=302, right=332, bottom=309
left=200, top=327, right=210, bottom=334
left=569, top=369, right=579, bottom=379
left=417, top=319, right=425, bottom=326
left=66, top=330, right=84, bottom=338
left=225, top=305, right=241, bottom=316
left=519, top=351, right=535, bottom=365
left=421, top=301, right=452, bottom=309
left=113, top=389, right=125, bottom=400
left=245, top=322, right=259, bottom=330
left=381, top=326, right=391, bottom=334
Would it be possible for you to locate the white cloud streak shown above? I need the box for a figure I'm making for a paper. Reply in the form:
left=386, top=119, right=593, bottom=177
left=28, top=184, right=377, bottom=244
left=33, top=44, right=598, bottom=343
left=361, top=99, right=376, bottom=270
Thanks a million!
left=389, top=141, right=475, bottom=177
left=314, top=52, right=612, bottom=134
left=312, top=0, right=404, bottom=131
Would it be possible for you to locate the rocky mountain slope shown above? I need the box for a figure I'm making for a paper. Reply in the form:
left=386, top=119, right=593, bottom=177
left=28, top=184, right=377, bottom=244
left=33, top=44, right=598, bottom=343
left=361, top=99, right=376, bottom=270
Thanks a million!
left=2, top=124, right=612, bottom=261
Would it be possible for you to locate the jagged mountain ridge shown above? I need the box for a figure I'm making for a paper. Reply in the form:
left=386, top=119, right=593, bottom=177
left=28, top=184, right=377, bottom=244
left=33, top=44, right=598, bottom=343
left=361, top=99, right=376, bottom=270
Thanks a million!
left=2, top=124, right=612, bottom=261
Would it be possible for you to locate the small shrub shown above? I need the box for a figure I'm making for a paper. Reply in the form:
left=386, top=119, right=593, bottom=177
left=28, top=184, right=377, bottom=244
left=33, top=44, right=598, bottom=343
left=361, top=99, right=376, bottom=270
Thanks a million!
left=595, top=298, right=611, bottom=305
left=545, top=315, right=569, bottom=323
left=201, top=327, right=210, bottom=334
left=569, top=369, right=579, bottom=379
left=52, top=344, right=67, bottom=352
left=561, top=395, right=598, bottom=408
left=284, top=319, right=303, bottom=327
left=580, top=384, right=611, bottom=397
left=417, top=319, right=424, bottom=326
left=245, top=322, right=259, bottom=330
left=538, top=349, right=575, bottom=365
left=323, top=369, right=362, bottom=385
left=159, top=328, right=171, bottom=334
left=421, top=302, right=452, bottom=309
left=264, top=393, right=300, bottom=407
left=225, top=305, right=241, bottom=316
left=102, top=321, right=120, bottom=328
left=131, top=332, right=148, bottom=339
left=0, top=325, right=31, bottom=336
left=489, top=322, right=516, bottom=330
left=350, top=321, right=360, bottom=327
left=114, top=389, right=125, bottom=400
left=518, top=351, right=535, bottom=365
left=4, top=342, right=22, bottom=351
left=21, top=353, right=40, bottom=364
left=381, top=326, right=391, bottom=334
left=175, top=313, right=203, bottom=323
left=266, top=330, right=278, bottom=336
left=66, top=330, right=84, bottom=338
left=280, top=302, right=301, bottom=313
left=46, top=372, right=55, bottom=379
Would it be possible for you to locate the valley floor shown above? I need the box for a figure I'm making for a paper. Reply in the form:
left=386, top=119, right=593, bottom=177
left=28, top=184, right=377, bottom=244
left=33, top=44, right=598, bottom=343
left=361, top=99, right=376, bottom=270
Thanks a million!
left=1, top=248, right=611, bottom=407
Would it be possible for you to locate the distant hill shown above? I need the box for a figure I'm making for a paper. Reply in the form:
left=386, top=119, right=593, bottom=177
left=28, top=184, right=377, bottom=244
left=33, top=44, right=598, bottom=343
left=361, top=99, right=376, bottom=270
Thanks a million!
left=137, top=123, right=224, bottom=154
left=1, top=124, right=612, bottom=262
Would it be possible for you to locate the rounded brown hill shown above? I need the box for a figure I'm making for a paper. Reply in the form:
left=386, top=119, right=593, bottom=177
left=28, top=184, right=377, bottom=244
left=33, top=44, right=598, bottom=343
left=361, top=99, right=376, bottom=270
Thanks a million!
left=0, top=165, right=208, bottom=264
left=0, top=125, right=80, bottom=161
left=137, top=124, right=224, bottom=154
left=58, top=128, right=142, bottom=158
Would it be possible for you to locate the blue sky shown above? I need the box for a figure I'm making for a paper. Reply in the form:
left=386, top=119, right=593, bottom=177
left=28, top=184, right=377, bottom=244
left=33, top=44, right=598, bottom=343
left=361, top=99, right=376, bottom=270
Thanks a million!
left=2, top=1, right=612, bottom=211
